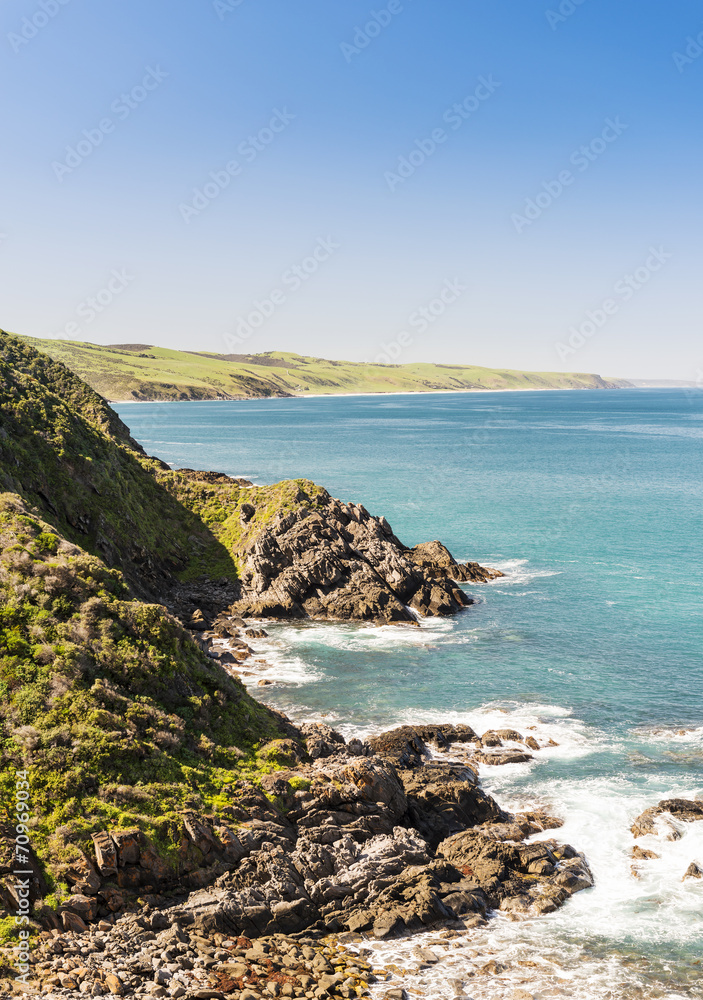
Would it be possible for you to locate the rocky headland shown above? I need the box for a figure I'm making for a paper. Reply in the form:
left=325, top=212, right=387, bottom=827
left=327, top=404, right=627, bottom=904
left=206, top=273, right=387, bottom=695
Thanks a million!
left=0, top=333, right=599, bottom=998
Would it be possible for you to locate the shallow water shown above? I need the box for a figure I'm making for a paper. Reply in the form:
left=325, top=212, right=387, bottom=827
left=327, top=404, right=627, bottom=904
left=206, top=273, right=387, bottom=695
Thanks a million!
left=116, top=388, right=703, bottom=997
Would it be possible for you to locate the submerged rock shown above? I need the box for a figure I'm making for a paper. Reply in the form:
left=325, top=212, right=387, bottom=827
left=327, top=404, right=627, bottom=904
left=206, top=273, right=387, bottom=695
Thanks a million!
left=682, top=861, right=703, bottom=881
left=631, top=798, right=703, bottom=838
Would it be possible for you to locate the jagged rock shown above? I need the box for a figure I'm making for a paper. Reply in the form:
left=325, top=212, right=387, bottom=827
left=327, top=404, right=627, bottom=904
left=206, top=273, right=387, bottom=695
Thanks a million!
left=631, top=798, right=703, bottom=838
left=61, top=909, right=88, bottom=933
left=112, top=829, right=142, bottom=867
left=300, top=722, right=347, bottom=760
left=65, top=852, right=102, bottom=895
left=240, top=503, right=256, bottom=523
left=289, top=757, right=408, bottom=843
left=228, top=492, right=497, bottom=624
left=683, top=862, right=703, bottom=881
left=61, top=893, right=99, bottom=922
left=408, top=541, right=504, bottom=583
left=631, top=845, right=659, bottom=860
left=400, top=761, right=507, bottom=848
left=478, top=749, right=534, bottom=766
left=437, top=829, right=592, bottom=913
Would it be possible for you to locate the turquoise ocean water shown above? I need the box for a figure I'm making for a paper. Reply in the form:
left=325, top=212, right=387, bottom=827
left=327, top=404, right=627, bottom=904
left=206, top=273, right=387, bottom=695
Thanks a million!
left=117, top=389, right=703, bottom=999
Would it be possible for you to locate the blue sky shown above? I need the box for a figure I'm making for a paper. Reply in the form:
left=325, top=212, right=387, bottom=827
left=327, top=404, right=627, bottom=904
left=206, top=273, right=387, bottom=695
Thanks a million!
left=1, top=0, right=701, bottom=378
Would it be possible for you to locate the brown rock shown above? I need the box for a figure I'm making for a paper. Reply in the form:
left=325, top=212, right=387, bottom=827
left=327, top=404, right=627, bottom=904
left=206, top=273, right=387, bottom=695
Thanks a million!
left=65, top=852, right=101, bottom=895
left=116, top=867, right=143, bottom=889
left=408, top=540, right=504, bottom=583
left=368, top=724, right=479, bottom=767
left=62, top=893, right=98, bottom=922
left=139, top=845, right=174, bottom=882
left=631, top=845, right=659, bottom=861
left=61, top=910, right=88, bottom=933
left=104, top=972, right=124, bottom=995
left=682, top=862, right=703, bottom=881
left=91, top=831, right=118, bottom=877
left=112, top=829, right=142, bottom=867
left=631, top=799, right=703, bottom=838
left=99, top=887, right=129, bottom=912
left=480, top=749, right=533, bottom=766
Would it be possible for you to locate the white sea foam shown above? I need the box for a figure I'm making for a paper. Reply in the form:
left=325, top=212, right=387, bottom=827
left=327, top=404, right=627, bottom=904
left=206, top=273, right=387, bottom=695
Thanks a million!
left=481, top=557, right=563, bottom=586
left=266, top=618, right=457, bottom=655
left=632, top=724, right=703, bottom=746
left=214, top=633, right=324, bottom=689
left=336, top=698, right=703, bottom=995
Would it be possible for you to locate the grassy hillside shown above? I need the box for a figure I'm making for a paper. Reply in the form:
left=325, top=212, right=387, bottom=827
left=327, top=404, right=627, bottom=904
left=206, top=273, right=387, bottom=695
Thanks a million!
left=0, top=333, right=307, bottom=912
left=13, top=335, right=632, bottom=401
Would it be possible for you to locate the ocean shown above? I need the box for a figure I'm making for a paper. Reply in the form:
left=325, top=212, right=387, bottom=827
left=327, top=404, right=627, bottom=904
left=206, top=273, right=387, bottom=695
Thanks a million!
left=116, top=388, right=703, bottom=999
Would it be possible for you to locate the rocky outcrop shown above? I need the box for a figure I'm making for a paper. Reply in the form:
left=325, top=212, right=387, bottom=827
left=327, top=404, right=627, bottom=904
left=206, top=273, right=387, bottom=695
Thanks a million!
left=408, top=540, right=504, bottom=584
left=631, top=798, right=703, bottom=838
left=37, top=723, right=589, bottom=947
left=226, top=488, right=500, bottom=624
left=438, top=829, right=593, bottom=917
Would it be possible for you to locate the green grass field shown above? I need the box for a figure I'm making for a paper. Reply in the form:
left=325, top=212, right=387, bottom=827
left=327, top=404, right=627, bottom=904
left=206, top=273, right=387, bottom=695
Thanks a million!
left=14, top=336, right=632, bottom=401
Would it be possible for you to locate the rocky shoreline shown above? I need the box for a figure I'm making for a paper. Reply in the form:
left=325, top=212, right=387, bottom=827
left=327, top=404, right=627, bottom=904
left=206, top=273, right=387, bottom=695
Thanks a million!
left=1, top=718, right=596, bottom=999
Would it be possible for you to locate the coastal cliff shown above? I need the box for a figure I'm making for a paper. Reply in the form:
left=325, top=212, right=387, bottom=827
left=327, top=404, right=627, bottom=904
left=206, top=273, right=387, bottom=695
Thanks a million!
left=0, top=333, right=595, bottom=997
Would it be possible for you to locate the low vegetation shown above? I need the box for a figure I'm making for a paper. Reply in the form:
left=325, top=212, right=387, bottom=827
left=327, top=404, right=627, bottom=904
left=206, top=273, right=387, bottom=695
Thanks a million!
left=12, top=335, right=632, bottom=401
left=0, top=332, right=299, bottom=898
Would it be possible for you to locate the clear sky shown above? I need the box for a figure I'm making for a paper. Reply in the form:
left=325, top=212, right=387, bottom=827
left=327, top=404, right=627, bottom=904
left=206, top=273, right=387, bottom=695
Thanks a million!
left=1, top=0, right=701, bottom=379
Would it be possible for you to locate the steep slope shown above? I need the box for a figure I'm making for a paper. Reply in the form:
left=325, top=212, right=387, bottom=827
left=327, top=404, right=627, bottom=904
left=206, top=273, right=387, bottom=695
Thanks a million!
left=0, top=333, right=239, bottom=602
left=0, top=334, right=499, bottom=892
left=12, top=334, right=633, bottom=401
left=0, top=496, right=293, bottom=914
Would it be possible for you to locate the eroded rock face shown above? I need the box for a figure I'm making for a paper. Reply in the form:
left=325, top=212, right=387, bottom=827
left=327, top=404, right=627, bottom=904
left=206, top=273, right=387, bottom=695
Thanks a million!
left=438, top=829, right=593, bottom=916
left=400, top=761, right=508, bottom=848
left=228, top=490, right=498, bottom=624
left=171, top=729, right=588, bottom=940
